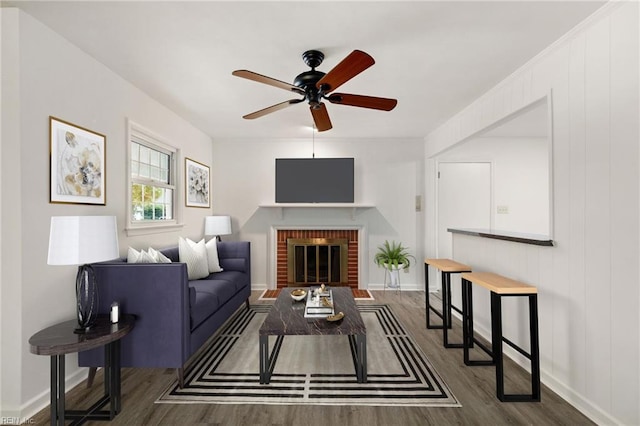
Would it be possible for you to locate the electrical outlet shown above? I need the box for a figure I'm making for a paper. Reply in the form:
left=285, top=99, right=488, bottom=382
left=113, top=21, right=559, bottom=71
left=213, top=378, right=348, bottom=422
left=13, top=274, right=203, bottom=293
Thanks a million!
left=497, top=205, right=509, bottom=214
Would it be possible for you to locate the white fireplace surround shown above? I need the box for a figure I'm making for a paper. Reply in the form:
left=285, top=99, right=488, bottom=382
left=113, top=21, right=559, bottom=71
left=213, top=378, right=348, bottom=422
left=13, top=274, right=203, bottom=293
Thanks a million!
left=268, top=225, right=368, bottom=290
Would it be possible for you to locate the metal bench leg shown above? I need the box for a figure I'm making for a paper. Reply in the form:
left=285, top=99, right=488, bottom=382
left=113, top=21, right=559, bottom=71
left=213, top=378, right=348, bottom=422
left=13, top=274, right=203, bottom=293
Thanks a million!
left=491, top=292, right=505, bottom=400
left=529, top=294, right=541, bottom=401
left=443, top=272, right=461, bottom=348
left=492, top=292, right=541, bottom=402
left=426, top=264, right=445, bottom=329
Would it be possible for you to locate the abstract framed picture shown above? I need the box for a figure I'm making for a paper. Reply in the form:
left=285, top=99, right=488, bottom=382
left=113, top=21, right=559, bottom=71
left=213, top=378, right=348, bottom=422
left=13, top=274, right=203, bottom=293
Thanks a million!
left=185, top=158, right=210, bottom=208
left=49, top=116, right=106, bottom=205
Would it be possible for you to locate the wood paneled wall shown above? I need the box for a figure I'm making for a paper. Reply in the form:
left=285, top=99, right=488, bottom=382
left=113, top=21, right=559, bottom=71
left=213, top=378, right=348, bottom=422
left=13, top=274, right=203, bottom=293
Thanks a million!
left=424, top=3, right=639, bottom=424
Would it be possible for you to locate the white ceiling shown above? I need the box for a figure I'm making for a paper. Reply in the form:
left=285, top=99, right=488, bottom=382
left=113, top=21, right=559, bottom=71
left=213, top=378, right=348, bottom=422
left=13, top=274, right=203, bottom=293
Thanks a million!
left=3, top=1, right=605, bottom=140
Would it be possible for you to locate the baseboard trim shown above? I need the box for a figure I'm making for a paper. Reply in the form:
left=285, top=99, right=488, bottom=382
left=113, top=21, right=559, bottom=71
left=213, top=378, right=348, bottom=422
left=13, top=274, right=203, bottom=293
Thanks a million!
left=19, top=365, right=87, bottom=422
left=462, top=315, right=621, bottom=425
left=367, top=283, right=422, bottom=291
left=252, top=283, right=268, bottom=291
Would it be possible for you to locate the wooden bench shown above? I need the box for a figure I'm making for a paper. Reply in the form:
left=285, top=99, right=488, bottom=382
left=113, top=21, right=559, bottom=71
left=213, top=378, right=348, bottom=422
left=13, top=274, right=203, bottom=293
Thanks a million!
left=424, top=259, right=472, bottom=348
left=461, top=272, right=540, bottom=402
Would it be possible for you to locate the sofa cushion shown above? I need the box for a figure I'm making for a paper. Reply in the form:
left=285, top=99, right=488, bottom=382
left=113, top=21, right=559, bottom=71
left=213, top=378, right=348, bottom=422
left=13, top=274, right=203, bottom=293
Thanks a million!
left=219, top=257, right=246, bottom=273
left=188, top=279, right=238, bottom=329
left=160, top=247, right=180, bottom=263
left=211, top=270, right=249, bottom=293
left=190, top=291, right=219, bottom=330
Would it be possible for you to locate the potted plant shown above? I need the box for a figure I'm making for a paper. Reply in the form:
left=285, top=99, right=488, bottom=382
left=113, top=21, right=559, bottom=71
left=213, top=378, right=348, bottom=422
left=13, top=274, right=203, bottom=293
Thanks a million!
left=373, top=240, right=416, bottom=288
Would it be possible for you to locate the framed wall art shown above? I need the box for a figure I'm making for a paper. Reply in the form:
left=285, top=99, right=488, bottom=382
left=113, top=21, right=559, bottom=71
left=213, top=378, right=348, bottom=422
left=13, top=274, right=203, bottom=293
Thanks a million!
left=185, top=158, right=210, bottom=208
left=50, top=116, right=106, bottom=205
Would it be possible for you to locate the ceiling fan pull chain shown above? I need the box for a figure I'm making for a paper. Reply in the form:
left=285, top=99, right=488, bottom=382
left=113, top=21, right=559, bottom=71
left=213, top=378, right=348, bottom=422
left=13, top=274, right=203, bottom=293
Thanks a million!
left=312, top=123, right=315, bottom=158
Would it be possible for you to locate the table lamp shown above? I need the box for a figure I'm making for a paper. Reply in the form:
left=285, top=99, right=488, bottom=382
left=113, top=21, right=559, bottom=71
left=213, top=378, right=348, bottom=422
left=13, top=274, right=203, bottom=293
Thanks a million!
left=47, top=216, right=119, bottom=333
left=204, top=215, right=232, bottom=241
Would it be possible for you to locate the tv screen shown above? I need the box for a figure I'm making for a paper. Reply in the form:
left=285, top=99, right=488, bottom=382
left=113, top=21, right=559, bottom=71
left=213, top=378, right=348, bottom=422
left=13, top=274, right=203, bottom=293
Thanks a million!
left=275, top=158, right=354, bottom=203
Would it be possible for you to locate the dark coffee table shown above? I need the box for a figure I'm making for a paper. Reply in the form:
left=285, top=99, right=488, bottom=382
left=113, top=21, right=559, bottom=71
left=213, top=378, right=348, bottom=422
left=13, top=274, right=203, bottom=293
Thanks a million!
left=259, top=287, right=367, bottom=384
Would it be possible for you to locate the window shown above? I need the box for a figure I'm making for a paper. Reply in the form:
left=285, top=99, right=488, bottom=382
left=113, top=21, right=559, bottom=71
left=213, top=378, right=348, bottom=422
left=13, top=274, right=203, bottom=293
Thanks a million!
left=127, top=121, right=181, bottom=233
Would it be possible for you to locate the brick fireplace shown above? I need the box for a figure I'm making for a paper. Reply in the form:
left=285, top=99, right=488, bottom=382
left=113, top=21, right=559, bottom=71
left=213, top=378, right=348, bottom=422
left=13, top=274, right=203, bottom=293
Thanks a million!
left=276, top=229, right=359, bottom=289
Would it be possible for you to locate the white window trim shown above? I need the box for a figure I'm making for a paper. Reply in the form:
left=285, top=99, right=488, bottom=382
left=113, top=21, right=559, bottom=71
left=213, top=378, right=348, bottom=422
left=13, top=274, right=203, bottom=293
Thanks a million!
left=126, top=119, right=183, bottom=236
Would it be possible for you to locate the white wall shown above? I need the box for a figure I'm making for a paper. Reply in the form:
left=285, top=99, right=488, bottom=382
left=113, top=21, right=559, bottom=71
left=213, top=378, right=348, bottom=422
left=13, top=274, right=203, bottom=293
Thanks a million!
left=0, top=8, right=22, bottom=419
left=424, top=2, right=638, bottom=424
left=438, top=136, right=549, bottom=235
left=0, top=9, right=214, bottom=419
left=211, top=137, right=425, bottom=290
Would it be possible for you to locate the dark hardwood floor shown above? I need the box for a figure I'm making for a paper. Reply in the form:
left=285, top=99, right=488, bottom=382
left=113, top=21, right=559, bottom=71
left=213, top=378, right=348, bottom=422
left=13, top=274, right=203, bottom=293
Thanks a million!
left=29, top=290, right=594, bottom=425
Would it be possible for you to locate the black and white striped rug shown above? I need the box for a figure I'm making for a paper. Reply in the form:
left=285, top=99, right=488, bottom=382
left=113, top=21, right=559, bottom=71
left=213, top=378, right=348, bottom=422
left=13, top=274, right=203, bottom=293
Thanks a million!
left=156, top=304, right=460, bottom=407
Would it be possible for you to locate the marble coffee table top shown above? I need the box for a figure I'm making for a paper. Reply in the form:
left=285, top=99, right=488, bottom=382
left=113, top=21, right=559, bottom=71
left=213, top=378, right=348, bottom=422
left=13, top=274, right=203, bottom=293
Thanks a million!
left=259, top=287, right=366, bottom=336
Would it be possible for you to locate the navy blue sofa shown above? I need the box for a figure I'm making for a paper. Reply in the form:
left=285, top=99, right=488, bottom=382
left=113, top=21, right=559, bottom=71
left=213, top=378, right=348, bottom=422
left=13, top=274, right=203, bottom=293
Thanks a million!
left=78, top=241, right=251, bottom=387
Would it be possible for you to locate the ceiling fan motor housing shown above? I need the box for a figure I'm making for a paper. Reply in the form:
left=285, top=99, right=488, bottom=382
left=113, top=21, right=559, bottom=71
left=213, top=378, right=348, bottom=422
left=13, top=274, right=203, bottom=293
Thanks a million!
left=294, top=50, right=328, bottom=107
left=294, top=70, right=325, bottom=106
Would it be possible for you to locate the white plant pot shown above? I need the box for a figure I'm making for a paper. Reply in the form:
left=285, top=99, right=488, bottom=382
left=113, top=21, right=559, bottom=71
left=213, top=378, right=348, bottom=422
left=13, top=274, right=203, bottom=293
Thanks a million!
left=384, top=263, right=406, bottom=289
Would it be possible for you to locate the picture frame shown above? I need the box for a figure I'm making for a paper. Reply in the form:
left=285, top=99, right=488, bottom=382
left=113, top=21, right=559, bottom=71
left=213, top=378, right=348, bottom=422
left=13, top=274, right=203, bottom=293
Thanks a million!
left=185, top=157, right=210, bottom=208
left=50, top=116, right=106, bottom=205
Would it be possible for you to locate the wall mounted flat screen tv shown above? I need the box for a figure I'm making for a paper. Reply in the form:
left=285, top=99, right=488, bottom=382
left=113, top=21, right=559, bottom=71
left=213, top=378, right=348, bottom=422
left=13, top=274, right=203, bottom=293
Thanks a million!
left=275, top=158, right=354, bottom=203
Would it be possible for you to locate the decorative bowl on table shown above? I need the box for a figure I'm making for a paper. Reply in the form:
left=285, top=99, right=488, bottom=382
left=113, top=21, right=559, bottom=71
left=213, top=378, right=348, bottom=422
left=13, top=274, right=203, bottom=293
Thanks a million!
left=290, top=289, right=307, bottom=301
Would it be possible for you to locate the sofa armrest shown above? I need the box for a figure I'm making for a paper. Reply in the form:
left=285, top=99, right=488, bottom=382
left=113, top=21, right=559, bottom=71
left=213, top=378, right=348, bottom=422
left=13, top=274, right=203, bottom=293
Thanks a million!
left=218, top=241, right=251, bottom=279
left=78, top=261, right=190, bottom=368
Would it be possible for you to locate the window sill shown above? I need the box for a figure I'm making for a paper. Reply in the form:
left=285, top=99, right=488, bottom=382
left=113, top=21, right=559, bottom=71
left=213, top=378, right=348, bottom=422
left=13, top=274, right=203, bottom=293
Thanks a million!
left=125, top=222, right=184, bottom=237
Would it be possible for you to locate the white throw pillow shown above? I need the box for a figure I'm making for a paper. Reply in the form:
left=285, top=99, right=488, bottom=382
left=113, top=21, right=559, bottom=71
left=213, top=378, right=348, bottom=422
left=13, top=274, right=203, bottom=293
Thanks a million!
left=148, top=247, right=172, bottom=264
left=205, top=239, right=223, bottom=273
left=178, top=237, right=210, bottom=280
left=127, top=247, right=142, bottom=263
left=127, top=247, right=156, bottom=264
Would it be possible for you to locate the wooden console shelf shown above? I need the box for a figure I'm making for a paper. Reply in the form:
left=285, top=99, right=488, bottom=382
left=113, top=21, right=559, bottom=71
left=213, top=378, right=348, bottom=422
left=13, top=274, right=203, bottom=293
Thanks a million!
left=448, top=228, right=553, bottom=246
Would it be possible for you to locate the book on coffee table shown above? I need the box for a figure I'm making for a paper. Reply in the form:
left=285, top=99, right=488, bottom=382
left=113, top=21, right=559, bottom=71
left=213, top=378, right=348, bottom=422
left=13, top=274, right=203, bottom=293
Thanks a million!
left=304, top=289, right=335, bottom=318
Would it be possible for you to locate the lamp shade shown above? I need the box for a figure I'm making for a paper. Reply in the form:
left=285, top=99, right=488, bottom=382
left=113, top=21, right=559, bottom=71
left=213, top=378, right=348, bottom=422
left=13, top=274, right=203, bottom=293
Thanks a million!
left=48, top=216, right=120, bottom=265
left=204, top=215, right=232, bottom=236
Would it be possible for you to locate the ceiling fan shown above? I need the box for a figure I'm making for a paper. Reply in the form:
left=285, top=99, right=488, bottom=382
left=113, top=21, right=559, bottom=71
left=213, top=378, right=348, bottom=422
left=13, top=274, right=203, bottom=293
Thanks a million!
left=232, top=49, right=397, bottom=132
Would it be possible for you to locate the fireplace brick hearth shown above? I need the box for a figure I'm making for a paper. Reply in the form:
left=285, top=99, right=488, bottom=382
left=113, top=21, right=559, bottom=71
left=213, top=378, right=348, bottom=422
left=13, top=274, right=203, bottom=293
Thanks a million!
left=277, top=229, right=358, bottom=289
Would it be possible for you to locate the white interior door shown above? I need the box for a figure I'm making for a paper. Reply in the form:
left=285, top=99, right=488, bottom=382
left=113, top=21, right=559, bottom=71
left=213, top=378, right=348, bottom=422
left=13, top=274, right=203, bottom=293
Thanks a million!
left=437, top=162, right=491, bottom=259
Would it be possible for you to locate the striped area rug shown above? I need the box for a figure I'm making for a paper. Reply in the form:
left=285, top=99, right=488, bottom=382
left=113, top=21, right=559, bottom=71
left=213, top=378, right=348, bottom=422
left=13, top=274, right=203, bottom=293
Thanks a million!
left=156, top=304, right=460, bottom=407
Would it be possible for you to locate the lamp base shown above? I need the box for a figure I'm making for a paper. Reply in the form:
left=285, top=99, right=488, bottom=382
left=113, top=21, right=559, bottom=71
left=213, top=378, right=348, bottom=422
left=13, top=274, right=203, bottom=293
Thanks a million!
left=76, top=264, right=98, bottom=333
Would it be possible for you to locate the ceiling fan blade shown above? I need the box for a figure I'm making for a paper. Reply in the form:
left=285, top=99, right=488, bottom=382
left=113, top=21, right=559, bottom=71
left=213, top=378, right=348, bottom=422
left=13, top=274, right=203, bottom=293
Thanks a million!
left=316, top=50, right=375, bottom=94
left=233, top=70, right=305, bottom=96
left=310, top=103, right=332, bottom=132
left=327, top=93, right=398, bottom=111
left=243, top=98, right=305, bottom=120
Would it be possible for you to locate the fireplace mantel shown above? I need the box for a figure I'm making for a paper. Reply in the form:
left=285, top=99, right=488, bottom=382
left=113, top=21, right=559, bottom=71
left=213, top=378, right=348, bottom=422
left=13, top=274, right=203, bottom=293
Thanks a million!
left=259, top=203, right=374, bottom=220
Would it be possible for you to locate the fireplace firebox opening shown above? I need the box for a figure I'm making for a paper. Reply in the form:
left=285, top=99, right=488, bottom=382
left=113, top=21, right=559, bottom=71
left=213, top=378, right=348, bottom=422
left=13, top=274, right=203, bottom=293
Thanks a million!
left=287, top=238, right=348, bottom=286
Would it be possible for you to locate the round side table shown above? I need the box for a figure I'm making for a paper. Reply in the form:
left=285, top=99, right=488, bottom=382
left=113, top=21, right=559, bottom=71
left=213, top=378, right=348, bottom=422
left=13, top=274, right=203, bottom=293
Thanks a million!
left=29, top=314, right=135, bottom=426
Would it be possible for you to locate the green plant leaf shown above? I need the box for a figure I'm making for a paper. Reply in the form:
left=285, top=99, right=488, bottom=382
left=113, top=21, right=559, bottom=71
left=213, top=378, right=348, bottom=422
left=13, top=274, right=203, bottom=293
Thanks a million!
left=373, top=239, right=416, bottom=270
